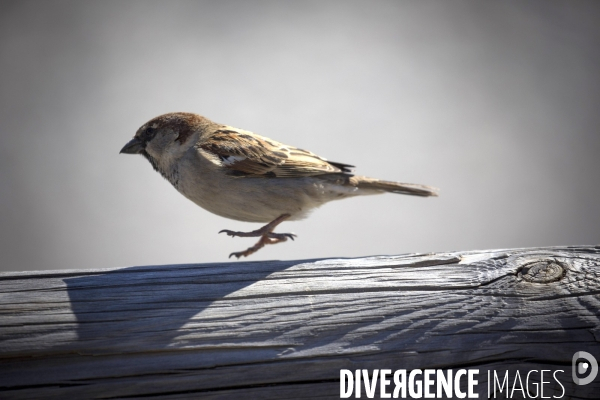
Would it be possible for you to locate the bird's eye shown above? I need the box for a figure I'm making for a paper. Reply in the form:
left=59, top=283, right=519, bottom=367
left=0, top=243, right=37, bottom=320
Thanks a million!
left=145, top=127, right=155, bottom=137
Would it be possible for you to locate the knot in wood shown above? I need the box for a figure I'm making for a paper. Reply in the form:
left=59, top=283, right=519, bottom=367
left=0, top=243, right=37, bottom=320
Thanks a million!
left=519, top=260, right=565, bottom=283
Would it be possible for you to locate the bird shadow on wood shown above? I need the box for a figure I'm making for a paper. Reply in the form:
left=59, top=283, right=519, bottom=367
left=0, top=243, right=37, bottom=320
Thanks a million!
left=62, top=259, right=308, bottom=354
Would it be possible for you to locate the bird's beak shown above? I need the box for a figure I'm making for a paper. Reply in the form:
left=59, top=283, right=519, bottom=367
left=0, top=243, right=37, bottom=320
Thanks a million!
left=120, top=137, right=144, bottom=154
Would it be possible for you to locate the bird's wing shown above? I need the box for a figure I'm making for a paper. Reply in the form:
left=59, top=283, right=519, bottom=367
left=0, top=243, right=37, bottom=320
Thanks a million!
left=199, top=127, right=354, bottom=178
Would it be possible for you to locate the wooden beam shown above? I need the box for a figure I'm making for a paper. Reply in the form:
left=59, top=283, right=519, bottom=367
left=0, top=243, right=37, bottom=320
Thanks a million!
left=1, top=246, right=599, bottom=399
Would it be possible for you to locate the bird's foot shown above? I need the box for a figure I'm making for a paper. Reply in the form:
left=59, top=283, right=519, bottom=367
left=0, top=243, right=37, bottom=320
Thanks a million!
left=219, top=229, right=259, bottom=238
left=219, top=213, right=291, bottom=238
left=267, top=232, right=296, bottom=241
left=228, top=234, right=290, bottom=259
left=220, top=230, right=295, bottom=240
left=219, top=214, right=295, bottom=258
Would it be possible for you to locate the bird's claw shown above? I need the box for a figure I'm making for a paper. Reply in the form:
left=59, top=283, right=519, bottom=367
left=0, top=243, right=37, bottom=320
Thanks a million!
left=229, top=251, right=247, bottom=259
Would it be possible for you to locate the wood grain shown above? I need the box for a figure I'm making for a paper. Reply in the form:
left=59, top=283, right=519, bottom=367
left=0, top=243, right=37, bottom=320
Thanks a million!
left=1, top=246, right=599, bottom=399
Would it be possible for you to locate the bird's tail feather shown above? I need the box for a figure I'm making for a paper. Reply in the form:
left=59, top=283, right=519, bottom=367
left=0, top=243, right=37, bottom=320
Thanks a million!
left=354, top=176, right=439, bottom=197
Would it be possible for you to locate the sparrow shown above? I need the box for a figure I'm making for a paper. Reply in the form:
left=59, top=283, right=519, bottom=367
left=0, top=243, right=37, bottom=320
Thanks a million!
left=120, top=112, right=438, bottom=258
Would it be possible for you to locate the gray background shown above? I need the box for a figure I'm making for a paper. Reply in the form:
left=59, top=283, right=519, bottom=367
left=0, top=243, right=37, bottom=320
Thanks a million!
left=1, top=0, right=599, bottom=272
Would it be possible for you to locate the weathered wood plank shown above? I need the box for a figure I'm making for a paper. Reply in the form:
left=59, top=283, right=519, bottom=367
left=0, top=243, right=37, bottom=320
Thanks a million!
left=0, top=246, right=599, bottom=399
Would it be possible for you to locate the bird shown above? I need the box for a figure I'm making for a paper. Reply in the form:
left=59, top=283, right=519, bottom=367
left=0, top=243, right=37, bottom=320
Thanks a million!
left=120, top=112, right=438, bottom=258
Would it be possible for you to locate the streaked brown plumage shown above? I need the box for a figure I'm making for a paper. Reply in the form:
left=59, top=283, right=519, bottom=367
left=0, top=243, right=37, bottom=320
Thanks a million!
left=121, top=112, right=438, bottom=258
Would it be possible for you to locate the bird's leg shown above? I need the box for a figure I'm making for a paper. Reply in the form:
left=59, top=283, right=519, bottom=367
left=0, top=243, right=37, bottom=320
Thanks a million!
left=220, top=214, right=296, bottom=258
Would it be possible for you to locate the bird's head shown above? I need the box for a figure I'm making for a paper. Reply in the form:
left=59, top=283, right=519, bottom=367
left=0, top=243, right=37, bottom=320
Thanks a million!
left=120, top=112, right=213, bottom=171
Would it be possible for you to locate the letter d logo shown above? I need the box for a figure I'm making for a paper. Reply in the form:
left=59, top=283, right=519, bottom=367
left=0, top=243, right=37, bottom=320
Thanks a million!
left=572, top=351, right=598, bottom=385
